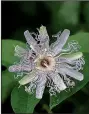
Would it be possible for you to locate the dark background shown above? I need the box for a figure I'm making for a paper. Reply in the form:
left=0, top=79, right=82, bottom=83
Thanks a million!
left=1, top=1, right=89, bottom=113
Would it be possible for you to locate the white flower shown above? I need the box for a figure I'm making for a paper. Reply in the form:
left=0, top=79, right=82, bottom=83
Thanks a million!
left=9, top=25, right=85, bottom=99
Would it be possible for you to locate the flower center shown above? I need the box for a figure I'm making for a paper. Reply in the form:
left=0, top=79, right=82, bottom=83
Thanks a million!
left=41, top=59, right=50, bottom=68
left=35, top=55, right=55, bottom=71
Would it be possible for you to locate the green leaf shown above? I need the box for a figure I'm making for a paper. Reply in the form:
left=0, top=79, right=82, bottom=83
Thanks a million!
left=83, top=2, right=89, bottom=26
left=50, top=53, right=89, bottom=109
left=74, top=99, right=89, bottom=114
left=58, top=1, right=80, bottom=26
left=18, top=1, right=36, bottom=16
left=2, top=70, right=17, bottom=102
left=46, top=1, right=80, bottom=33
left=67, top=32, right=89, bottom=53
left=11, top=86, right=40, bottom=113
left=2, top=39, right=26, bottom=67
left=2, top=40, right=26, bottom=102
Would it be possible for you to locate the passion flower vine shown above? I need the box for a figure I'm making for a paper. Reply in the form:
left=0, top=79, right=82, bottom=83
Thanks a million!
left=8, top=25, right=85, bottom=99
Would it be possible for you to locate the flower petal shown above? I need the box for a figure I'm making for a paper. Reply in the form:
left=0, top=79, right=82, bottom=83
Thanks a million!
left=8, top=64, right=32, bottom=72
left=55, top=52, right=84, bottom=68
left=14, top=45, right=27, bottom=57
left=36, top=75, right=47, bottom=99
left=24, top=30, right=41, bottom=53
left=50, top=29, right=70, bottom=56
left=49, top=72, right=66, bottom=91
left=38, top=25, right=49, bottom=50
left=59, top=67, right=84, bottom=81
left=38, top=25, right=49, bottom=40
left=61, top=52, right=83, bottom=61
left=24, top=30, right=37, bottom=46
left=19, top=70, right=37, bottom=85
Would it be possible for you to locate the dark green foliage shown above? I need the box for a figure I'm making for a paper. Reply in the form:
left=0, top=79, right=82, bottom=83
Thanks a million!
left=2, top=1, right=89, bottom=113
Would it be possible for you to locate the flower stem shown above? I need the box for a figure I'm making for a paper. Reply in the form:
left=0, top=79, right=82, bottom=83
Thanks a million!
left=42, top=104, right=53, bottom=113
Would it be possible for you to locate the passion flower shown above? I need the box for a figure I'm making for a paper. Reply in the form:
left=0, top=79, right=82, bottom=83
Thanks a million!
left=9, top=25, right=85, bottom=99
